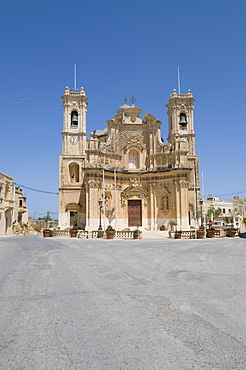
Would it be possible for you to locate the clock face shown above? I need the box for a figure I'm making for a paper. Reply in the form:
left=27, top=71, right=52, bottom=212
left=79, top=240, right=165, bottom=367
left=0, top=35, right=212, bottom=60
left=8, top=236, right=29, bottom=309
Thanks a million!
left=70, top=136, right=79, bottom=145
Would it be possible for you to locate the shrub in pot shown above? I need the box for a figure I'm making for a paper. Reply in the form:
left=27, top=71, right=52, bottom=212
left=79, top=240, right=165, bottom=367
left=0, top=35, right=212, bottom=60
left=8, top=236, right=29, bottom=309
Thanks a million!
left=106, top=225, right=115, bottom=239
left=197, top=229, right=205, bottom=239
left=175, top=230, right=182, bottom=239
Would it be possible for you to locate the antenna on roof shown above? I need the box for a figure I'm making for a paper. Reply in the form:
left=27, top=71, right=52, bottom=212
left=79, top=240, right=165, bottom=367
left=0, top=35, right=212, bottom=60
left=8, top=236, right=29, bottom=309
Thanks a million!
left=178, top=66, right=181, bottom=94
left=74, top=64, right=77, bottom=90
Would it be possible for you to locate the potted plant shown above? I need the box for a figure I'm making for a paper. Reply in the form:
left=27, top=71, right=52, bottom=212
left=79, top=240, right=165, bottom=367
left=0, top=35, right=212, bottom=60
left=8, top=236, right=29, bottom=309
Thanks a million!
left=227, top=228, right=237, bottom=237
left=196, top=229, right=205, bottom=239
left=133, top=220, right=142, bottom=239
left=160, top=224, right=166, bottom=231
left=69, top=228, right=78, bottom=237
left=175, top=230, right=182, bottom=239
left=69, top=212, right=83, bottom=237
left=133, top=229, right=140, bottom=239
left=105, top=207, right=116, bottom=239
left=43, top=229, right=51, bottom=237
left=207, top=228, right=215, bottom=238
left=106, top=225, right=116, bottom=239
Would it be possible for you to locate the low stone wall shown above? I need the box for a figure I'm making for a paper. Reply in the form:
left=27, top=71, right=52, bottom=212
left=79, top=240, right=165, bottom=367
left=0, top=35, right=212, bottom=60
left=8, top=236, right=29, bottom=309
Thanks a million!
left=169, top=228, right=239, bottom=239
left=49, top=229, right=142, bottom=239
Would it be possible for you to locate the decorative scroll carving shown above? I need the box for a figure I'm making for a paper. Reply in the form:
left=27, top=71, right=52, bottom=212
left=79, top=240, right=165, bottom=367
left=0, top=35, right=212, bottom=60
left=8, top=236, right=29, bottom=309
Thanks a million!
left=143, top=113, right=157, bottom=123
left=161, top=143, right=171, bottom=153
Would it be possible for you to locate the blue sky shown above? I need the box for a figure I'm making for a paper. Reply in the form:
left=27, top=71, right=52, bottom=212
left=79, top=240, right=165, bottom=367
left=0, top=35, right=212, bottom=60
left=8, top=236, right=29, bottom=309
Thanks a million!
left=1, top=0, right=246, bottom=219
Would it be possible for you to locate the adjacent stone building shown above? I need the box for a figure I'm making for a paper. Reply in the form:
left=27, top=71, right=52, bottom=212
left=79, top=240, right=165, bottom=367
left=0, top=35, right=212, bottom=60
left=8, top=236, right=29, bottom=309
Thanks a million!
left=15, top=187, right=28, bottom=224
left=58, top=87, right=200, bottom=231
left=0, top=172, right=15, bottom=235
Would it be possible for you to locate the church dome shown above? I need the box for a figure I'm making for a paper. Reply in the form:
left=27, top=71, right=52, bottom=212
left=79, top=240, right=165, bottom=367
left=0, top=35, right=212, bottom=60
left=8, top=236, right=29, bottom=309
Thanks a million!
left=117, top=103, right=131, bottom=113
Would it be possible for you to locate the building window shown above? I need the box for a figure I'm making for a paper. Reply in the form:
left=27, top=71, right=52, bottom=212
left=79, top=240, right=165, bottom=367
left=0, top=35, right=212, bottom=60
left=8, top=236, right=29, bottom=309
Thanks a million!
left=129, top=149, right=139, bottom=169
left=69, top=162, right=79, bottom=182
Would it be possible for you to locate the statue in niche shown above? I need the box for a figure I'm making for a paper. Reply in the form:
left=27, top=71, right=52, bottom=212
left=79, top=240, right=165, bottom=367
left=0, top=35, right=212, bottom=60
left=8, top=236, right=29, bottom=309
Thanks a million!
left=161, top=195, right=169, bottom=210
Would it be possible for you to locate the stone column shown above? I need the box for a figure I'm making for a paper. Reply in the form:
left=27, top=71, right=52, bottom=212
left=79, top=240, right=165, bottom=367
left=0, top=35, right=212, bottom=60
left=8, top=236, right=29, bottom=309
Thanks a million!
left=173, top=180, right=181, bottom=228
left=179, top=180, right=190, bottom=229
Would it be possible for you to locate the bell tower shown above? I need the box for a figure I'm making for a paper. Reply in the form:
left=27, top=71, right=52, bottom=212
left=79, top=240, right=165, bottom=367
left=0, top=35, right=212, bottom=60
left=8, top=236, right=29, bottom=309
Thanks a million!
left=61, top=86, right=88, bottom=156
left=166, top=89, right=195, bottom=156
left=166, top=89, right=200, bottom=224
left=58, top=86, right=89, bottom=229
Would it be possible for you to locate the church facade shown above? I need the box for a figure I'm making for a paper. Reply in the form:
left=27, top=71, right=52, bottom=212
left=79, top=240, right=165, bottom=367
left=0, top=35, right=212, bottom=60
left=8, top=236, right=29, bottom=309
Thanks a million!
left=58, top=86, right=200, bottom=231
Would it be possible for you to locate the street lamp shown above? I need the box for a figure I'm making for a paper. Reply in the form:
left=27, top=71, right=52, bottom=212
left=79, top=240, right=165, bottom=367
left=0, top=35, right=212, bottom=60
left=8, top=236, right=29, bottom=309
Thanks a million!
left=98, top=200, right=103, bottom=230
left=199, top=199, right=206, bottom=230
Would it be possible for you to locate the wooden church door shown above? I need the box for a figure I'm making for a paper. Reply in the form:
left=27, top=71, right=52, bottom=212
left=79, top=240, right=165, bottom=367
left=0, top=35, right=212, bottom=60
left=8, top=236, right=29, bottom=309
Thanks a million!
left=128, top=200, right=142, bottom=227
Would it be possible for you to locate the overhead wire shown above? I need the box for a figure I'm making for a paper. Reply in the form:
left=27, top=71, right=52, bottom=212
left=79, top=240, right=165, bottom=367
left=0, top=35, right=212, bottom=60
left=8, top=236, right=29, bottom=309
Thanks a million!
left=14, top=183, right=58, bottom=195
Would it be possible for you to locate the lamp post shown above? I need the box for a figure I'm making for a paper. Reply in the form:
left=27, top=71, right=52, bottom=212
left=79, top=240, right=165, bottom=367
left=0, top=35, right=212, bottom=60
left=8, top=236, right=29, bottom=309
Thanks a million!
left=98, top=200, right=103, bottom=230
left=200, top=199, right=206, bottom=232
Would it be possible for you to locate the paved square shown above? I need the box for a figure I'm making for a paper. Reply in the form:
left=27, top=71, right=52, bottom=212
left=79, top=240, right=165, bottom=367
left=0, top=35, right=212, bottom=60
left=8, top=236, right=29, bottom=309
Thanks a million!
left=0, top=236, right=246, bottom=369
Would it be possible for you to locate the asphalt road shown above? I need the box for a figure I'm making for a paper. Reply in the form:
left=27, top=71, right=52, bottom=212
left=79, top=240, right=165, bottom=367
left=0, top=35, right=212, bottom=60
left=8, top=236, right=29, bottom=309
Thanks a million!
left=0, top=236, right=246, bottom=369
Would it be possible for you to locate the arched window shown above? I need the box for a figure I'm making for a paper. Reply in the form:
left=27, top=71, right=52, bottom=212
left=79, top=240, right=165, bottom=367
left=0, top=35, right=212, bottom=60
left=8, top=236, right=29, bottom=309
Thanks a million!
left=69, top=163, right=79, bottom=182
left=129, top=149, right=139, bottom=169
left=71, top=111, right=78, bottom=127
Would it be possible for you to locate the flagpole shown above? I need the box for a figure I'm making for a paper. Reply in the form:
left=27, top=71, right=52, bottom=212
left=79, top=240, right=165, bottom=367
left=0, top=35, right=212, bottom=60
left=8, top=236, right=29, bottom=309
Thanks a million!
left=178, top=66, right=181, bottom=94
left=74, top=64, right=77, bottom=90
left=114, top=168, right=117, bottom=236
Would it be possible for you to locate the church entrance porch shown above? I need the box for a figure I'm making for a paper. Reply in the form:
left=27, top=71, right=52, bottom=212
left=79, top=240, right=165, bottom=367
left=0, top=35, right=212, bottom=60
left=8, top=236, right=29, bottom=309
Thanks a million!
left=128, top=200, right=142, bottom=227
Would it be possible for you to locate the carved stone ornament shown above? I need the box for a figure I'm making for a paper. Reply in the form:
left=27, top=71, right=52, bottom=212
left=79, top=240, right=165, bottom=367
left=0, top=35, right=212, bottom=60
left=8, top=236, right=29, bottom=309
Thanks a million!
left=180, top=180, right=190, bottom=188
left=130, top=114, right=137, bottom=122
left=163, top=143, right=171, bottom=153
left=121, top=130, right=146, bottom=151
left=87, top=179, right=102, bottom=188
left=121, top=181, right=148, bottom=206
left=173, top=179, right=189, bottom=188
left=99, top=142, right=113, bottom=154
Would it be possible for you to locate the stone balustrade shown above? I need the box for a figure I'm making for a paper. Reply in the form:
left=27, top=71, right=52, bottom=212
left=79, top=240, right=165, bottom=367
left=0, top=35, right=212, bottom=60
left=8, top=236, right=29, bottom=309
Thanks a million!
left=49, top=229, right=142, bottom=239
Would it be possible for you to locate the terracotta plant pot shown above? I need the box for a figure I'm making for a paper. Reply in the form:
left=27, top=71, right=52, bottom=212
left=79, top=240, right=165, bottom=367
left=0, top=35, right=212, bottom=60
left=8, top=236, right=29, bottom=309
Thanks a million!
left=70, top=230, right=78, bottom=237
left=175, top=233, right=182, bottom=239
left=207, top=230, right=215, bottom=238
left=106, top=231, right=115, bottom=239
left=133, top=233, right=139, bottom=239
left=160, top=228, right=166, bottom=231
left=43, top=230, right=51, bottom=237
left=197, top=231, right=205, bottom=239
left=228, top=230, right=237, bottom=237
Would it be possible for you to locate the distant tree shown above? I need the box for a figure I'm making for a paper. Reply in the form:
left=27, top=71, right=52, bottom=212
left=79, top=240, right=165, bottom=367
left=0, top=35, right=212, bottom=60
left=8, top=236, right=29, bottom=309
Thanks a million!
left=206, top=206, right=222, bottom=221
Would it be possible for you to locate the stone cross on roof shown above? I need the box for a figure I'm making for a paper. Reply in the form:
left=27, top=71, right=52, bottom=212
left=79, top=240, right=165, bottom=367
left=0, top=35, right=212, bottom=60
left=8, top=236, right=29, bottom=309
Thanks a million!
left=129, top=96, right=136, bottom=106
